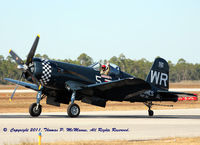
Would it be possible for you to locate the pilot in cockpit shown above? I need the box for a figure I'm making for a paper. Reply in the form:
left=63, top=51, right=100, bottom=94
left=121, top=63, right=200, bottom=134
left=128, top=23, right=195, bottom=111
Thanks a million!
left=100, top=62, right=110, bottom=75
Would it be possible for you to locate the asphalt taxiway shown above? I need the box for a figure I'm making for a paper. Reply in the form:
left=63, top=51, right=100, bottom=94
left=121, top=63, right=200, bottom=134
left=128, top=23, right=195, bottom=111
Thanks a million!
left=0, top=109, right=200, bottom=144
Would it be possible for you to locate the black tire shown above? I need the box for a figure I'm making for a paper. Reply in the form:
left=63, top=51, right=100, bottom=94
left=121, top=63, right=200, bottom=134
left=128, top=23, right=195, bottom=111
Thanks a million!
left=67, top=103, right=80, bottom=117
left=29, top=103, right=42, bottom=117
left=148, top=110, right=154, bottom=116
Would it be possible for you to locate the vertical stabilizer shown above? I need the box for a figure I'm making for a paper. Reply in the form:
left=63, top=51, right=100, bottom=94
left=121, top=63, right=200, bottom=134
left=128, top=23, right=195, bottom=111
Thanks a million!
left=146, top=58, right=169, bottom=90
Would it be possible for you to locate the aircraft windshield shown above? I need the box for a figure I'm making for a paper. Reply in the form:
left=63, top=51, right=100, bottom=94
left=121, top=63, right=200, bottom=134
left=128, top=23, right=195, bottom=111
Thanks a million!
left=89, top=62, right=101, bottom=71
left=90, top=62, right=121, bottom=76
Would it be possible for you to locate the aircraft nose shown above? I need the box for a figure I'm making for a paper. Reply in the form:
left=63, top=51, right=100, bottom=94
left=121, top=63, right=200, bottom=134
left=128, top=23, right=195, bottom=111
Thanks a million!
left=34, top=59, right=52, bottom=85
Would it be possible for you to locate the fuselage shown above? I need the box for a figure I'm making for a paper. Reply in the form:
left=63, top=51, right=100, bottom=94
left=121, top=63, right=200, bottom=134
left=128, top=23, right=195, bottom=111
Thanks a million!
left=25, top=58, right=179, bottom=104
left=31, top=58, right=132, bottom=91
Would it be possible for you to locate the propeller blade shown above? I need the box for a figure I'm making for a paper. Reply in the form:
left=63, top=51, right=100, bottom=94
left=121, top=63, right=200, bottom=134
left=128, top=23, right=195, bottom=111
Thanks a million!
left=26, top=35, right=40, bottom=65
left=9, top=49, right=24, bottom=65
left=9, top=85, right=19, bottom=102
left=9, top=74, right=23, bottom=102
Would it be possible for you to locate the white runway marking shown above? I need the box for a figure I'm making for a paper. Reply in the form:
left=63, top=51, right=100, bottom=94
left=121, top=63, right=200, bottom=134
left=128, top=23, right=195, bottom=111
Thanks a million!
left=0, top=90, right=35, bottom=93
left=0, top=88, right=199, bottom=93
left=0, top=109, right=200, bottom=144
left=169, top=88, right=200, bottom=92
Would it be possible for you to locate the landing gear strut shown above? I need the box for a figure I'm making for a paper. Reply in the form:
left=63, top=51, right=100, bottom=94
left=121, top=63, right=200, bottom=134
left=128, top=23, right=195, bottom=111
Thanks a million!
left=144, top=102, right=154, bottom=116
left=67, top=91, right=80, bottom=117
left=29, top=90, right=44, bottom=117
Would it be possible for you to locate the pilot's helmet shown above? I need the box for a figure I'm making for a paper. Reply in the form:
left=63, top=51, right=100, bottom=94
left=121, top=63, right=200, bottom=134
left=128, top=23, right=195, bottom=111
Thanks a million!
left=102, top=65, right=106, bottom=69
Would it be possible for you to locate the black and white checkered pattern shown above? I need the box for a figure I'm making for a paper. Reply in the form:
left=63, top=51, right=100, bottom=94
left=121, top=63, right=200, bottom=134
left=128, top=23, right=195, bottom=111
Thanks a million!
left=39, top=59, right=52, bottom=85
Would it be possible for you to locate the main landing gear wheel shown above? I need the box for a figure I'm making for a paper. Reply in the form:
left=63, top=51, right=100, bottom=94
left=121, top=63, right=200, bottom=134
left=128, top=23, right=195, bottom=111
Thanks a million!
left=148, top=110, right=154, bottom=116
left=29, top=103, right=42, bottom=117
left=67, top=103, right=80, bottom=118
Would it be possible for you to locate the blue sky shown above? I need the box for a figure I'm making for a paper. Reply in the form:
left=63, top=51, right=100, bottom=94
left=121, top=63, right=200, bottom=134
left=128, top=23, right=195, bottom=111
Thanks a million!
left=0, top=0, right=200, bottom=63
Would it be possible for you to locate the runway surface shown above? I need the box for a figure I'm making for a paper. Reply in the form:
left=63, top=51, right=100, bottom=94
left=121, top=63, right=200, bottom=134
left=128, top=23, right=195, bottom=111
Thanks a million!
left=0, top=109, right=200, bottom=144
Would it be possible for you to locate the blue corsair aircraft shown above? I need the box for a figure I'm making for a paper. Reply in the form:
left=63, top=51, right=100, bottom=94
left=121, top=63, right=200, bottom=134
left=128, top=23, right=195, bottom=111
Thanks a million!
left=5, top=35, right=197, bottom=117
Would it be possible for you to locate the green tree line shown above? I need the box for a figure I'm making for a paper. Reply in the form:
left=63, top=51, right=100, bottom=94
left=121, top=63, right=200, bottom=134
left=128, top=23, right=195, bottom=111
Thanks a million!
left=1, top=53, right=200, bottom=84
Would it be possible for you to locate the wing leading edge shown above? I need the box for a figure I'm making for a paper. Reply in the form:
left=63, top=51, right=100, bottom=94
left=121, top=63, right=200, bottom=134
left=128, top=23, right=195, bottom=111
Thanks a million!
left=4, top=78, right=39, bottom=91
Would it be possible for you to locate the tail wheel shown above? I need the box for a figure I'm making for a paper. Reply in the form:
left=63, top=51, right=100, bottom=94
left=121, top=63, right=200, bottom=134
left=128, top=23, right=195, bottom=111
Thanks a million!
left=148, top=110, right=154, bottom=116
left=67, top=103, right=80, bottom=117
left=29, top=103, right=42, bottom=117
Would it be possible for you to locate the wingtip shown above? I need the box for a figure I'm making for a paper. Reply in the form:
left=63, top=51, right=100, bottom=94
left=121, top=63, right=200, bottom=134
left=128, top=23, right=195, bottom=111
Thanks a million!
left=9, top=49, right=12, bottom=53
left=38, top=84, right=42, bottom=90
left=4, top=78, right=8, bottom=81
left=37, top=34, right=40, bottom=38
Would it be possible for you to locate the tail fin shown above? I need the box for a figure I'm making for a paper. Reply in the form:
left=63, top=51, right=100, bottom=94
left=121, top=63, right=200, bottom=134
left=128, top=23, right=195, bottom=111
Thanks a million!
left=146, top=58, right=169, bottom=90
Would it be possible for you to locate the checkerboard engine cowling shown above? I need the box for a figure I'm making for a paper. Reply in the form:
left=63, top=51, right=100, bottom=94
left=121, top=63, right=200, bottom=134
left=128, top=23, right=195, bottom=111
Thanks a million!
left=39, top=59, right=52, bottom=85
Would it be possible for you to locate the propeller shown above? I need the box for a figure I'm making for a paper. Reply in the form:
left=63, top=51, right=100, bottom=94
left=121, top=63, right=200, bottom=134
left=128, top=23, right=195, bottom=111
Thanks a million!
left=9, top=74, right=23, bottom=102
left=8, top=35, right=41, bottom=101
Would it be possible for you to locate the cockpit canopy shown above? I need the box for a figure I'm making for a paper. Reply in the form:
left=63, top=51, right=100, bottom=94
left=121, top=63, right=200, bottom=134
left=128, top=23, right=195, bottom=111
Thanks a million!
left=90, top=62, right=121, bottom=76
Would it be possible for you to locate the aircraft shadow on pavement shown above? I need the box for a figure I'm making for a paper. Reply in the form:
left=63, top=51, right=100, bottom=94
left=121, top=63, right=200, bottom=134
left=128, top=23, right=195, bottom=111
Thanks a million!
left=0, top=114, right=200, bottom=119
